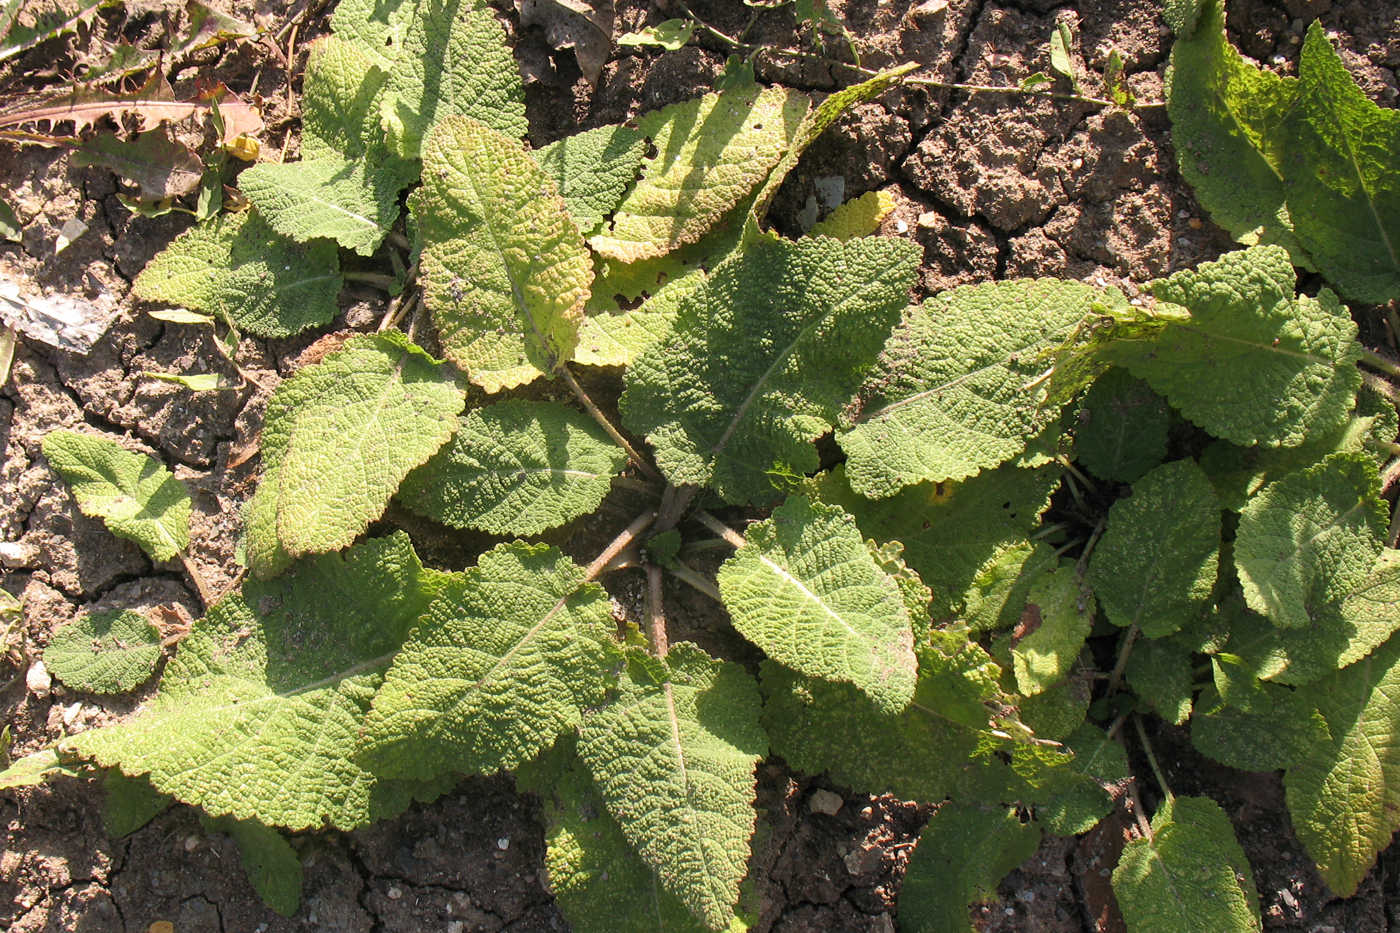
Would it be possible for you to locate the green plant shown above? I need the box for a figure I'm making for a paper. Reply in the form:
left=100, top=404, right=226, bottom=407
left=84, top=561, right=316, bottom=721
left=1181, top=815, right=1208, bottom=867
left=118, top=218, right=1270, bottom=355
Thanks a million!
left=4, top=1, right=1400, bottom=930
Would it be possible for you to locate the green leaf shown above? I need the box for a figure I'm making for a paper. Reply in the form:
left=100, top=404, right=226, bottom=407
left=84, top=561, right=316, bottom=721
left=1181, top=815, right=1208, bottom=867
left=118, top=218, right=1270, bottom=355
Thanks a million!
left=132, top=211, right=342, bottom=338
left=0, top=195, right=20, bottom=241
left=590, top=83, right=809, bottom=262
left=577, top=645, right=766, bottom=930
left=414, top=117, right=592, bottom=391
left=1048, top=22, right=1078, bottom=92
left=1086, top=460, right=1220, bottom=638
left=1282, top=24, right=1400, bottom=304
left=1074, top=368, right=1170, bottom=483
left=962, top=542, right=1055, bottom=634
left=61, top=534, right=451, bottom=831
left=1106, top=246, right=1361, bottom=448
left=808, top=190, right=894, bottom=241
left=838, top=279, right=1118, bottom=495
left=717, top=495, right=916, bottom=712
left=810, top=463, right=1061, bottom=622
left=331, top=0, right=527, bottom=159
left=1124, top=638, right=1194, bottom=725
left=1034, top=723, right=1130, bottom=834
left=44, top=609, right=162, bottom=694
left=1286, top=631, right=1400, bottom=895
left=898, top=801, right=1041, bottom=933
left=1162, top=0, right=1209, bottom=35
left=0, top=749, right=88, bottom=789
left=359, top=542, right=619, bottom=780
left=517, top=738, right=751, bottom=933
left=399, top=400, right=626, bottom=536
left=1111, top=796, right=1262, bottom=933
left=1190, top=673, right=1329, bottom=772
left=101, top=771, right=170, bottom=838
left=243, top=331, right=464, bottom=577
left=621, top=234, right=920, bottom=504
left=1234, top=452, right=1386, bottom=629
left=536, top=124, right=648, bottom=236
left=42, top=430, right=191, bottom=562
left=214, top=817, right=303, bottom=916
left=617, top=18, right=696, bottom=51
left=573, top=265, right=701, bottom=368
left=1012, top=560, right=1092, bottom=696
left=1165, top=1, right=1307, bottom=262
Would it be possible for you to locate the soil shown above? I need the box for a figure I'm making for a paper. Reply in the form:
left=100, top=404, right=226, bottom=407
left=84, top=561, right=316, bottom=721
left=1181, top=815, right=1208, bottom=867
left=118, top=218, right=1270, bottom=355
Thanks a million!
left=1, top=0, right=1398, bottom=930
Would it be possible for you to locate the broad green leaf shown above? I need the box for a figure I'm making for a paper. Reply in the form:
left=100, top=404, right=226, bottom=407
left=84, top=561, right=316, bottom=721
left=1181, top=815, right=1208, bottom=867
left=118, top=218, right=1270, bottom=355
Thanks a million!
left=577, top=645, right=766, bottom=930
left=42, top=430, right=191, bottom=561
left=1032, top=723, right=1129, bottom=835
left=1018, top=672, right=1092, bottom=741
left=963, top=542, right=1056, bottom=634
left=1086, top=460, right=1220, bottom=638
left=359, top=542, right=618, bottom=779
left=621, top=234, right=920, bottom=504
left=517, top=738, right=754, bottom=933
left=717, top=495, right=916, bottom=713
left=617, top=18, right=696, bottom=51
left=1191, top=676, right=1329, bottom=772
left=239, top=38, right=418, bottom=255
left=811, top=463, right=1061, bottom=622
left=1166, top=1, right=1307, bottom=263
left=399, top=401, right=626, bottom=535
left=1108, top=247, right=1361, bottom=448
left=838, top=279, right=1119, bottom=496
left=1012, top=560, right=1092, bottom=696
left=808, top=190, right=894, bottom=241
left=1228, top=550, right=1400, bottom=685
left=44, top=609, right=162, bottom=694
left=590, top=83, right=809, bottom=262
left=1112, top=796, right=1262, bottom=933
left=536, top=124, right=648, bottom=236
left=898, top=801, right=1041, bottom=933
left=1287, top=631, right=1400, bottom=895
left=213, top=816, right=303, bottom=916
left=331, top=0, right=527, bottom=158
left=101, top=772, right=170, bottom=838
left=61, top=534, right=452, bottom=831
left=132, top=211, right=342, bottom=337
left=244, top=331, right=464, bottom=577
left=1234, top=453, right=1386, bottom=629
left=1074, top=368, right=1170, bottom=483
left=414, top=116, right=592, bottom=391
left=0, top=749, right=87, bottom=789
left=1162, top=0, right=1209, bottom=35
left=1200, top=385, right=1397, bottom=512
left=1282, top=25, right=1400, bottom=303
left=573, top=281, right=689, bottom=368
left=1124, top=638, right=1194, bottom=725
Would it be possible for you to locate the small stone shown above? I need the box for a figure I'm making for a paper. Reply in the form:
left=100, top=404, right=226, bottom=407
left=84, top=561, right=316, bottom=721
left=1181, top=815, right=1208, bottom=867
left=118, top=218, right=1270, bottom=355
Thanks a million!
left=1187, top=217, right=1203, bottom=230
left=1071, top=157, right=1084, bottom=171
left=808, top=789, right=844, bottom=816
left=0, top=540, right=36, bottom=567
left=843, top=843, right=884, bottom=875
left=894, top=219, right=909, bottom=234
left=871, top=915, right=896, bottom=933
left=447, top=923, right=465, bottom=933
left=183, top=834, right=200, bottom=852
left=916, top=211, right=940, bottom=229
left=386, top=885, right=402, bottom=900
left=61, top=701, right=83, bottom=726
left=496, top=836, right=510, bottom=850
left=909, top=0, right=948, bottom=22
left=25, top=661, right=50, bottom=698
left=148, top=923, right=175, bottom=933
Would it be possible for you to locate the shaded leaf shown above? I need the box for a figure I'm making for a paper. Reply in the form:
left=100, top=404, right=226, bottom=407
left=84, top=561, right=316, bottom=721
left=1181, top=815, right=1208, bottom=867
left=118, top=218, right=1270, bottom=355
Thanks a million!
left=101, top=771, right=170, bottom=838
left=1074, top=368, right=1170, bottom=483
left=536, top=123, right=647, bottom=236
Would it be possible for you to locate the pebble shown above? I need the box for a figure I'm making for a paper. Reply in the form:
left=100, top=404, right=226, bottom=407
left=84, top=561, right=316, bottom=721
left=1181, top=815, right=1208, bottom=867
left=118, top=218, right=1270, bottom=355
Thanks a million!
left=808, top=789, right=844, bottom=816
left=843, top=843, right=884, bottom=875
left=183, top=835, right=200, bottom=852
left=60, top=701, right=82, bottom=726
left=386, top=885, right=403, bottom=900
left=25, top=661, right=50, bottom=698
left=148, top=923, right=174, bottom=933
left=496, top=836, right=510, bottom=850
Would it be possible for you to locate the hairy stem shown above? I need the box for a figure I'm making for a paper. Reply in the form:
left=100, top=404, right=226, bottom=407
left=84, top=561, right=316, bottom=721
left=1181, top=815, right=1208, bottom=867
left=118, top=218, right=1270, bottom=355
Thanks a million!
left=1105, top=624, right=1140, bottom=696
left=1361, top=348, right=1400, bottom=379
left=693, top=509, right=748, bottom=550
left=378, top=264, right=419, bottom=333
left=645, top=564, right=669, bottom=657
left=1133, top=714, right=1174, bottom=805
left=558, top=363, right=662, bottom=482
left=585, top=510, right=657, bottom=581
left=667, top=559, right=723, bottom=603
left=343, top=270, right=397, bottom=290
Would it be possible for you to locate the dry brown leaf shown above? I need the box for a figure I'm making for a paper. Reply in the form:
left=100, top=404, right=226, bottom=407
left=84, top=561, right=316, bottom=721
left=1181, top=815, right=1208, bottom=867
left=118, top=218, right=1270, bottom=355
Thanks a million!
left=516, top=0, right=614, bottom=85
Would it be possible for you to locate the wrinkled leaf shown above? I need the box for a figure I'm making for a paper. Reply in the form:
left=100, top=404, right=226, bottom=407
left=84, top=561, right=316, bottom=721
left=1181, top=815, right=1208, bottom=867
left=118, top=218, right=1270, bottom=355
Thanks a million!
left=45, top=609, right=163, bottom=694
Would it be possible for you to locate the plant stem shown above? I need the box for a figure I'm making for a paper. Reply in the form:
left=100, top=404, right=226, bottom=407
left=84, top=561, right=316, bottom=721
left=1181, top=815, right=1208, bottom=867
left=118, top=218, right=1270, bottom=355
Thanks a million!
left=179, top=552, right=217, bottom=610
left=378, top=285, right=419, bottom=333
left=558, top=363, right=662, bottom=482
left=385, top=230, right=412, bottom=251
left=611, top=475, right=665, bottom=497
left=585, top=510, right=657, bottom=581
left=1126, top=779, right=1155, bottom=842
left=1133, top=714, right=1174, bottom=805
left=1075, top=517, right=1107, bottom=574
left=1361, top=348, right=1400, bottom=379
left=645, top=564, right=669, bottom=657
left=667, top=559, right=723, bottom=603
left=1057, top=454, right=1096, bottom=493
left=343, top=270, right=397, bottom=290
left=693, top=509, right=748, bottom=550
left=1105, top=624, right=1140, bottom=695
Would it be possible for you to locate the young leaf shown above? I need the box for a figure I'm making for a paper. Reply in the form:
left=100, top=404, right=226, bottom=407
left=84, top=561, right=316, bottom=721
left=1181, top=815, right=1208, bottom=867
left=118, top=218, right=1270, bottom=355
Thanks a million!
left=1234, top=453, right=1386, bottom=629
left=1286, top=630, right=1400, bottom=895
left=132, top=211, right=342, bottom=338
left=577, top=645, right=766, bottom=930
left=240, top=38, right=419, bottom=255
left=839, top=279, right=1120, bottom=496
left=332, top=0, right=527, bottom=158
left=1074, top=368, right=1170, bottom=483
left=517, top=738, right=750, bottom=933
left=61, top=534, right=452, bottom=831
left=1048, top=22, right=1079, bottom=92
left=621, top=234, right=920, bottom=504
left=398, top=400, right=627, bottom=536
left=0, top=749, right=88, bottom=790
left=1282, top=24, right=1400, bottom=304
left=1124, top=638, right=1194, bottom=725
left=535, top=124, right=648, bottom=236
left=42, top=430, right=191, bottom=562
left=590, top=83, right=809, bottom=262
left=44, top=609, right=162, bottom=694
left=617, top=18, right=695, bottom=51
left=101, top=772, right=171, bottom=838
left=1012, top=560, right=1093, bottom=696
left=811, top=463, right=1061, bottom=622
left=414, top=116, right=592, bottom=391
left=1162, top=0, right=1209, bottom=35
left=898, top=801, right=1042, bottom=933
left=1105, top=246, right=1361, bottom=448
left=243, top=331, right=465, bottom=577
left=716, top=495, right=916, bottom=713
left=1086, top=460, right=1220, bottom=638
left=1165, top=1, right=1307, bottom=262
left=212, top=816, right=303, bottom=917
left=359, top=542, right=620, bottom=780
left=1111, top=796, right=1262, bottom=933
left=807, top=190, right=894, bottom=241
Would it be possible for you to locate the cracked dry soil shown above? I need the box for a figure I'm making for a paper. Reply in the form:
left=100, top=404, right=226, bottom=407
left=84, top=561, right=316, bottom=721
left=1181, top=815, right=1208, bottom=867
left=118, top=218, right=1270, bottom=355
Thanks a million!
left=3, top=0, right=1400, bottom=929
